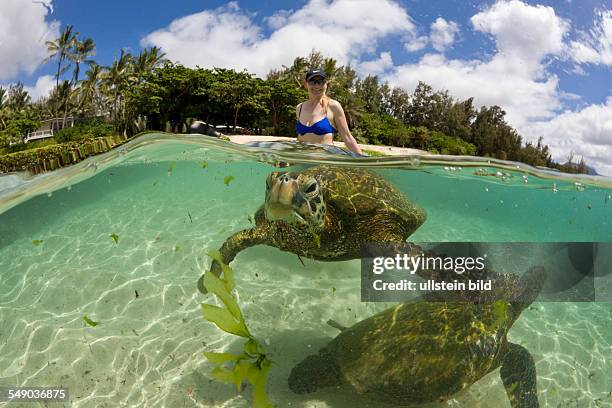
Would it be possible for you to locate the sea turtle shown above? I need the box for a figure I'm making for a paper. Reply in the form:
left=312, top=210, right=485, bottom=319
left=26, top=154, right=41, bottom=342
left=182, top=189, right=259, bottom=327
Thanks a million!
left=288, top=265, right=546, bottom=407
left=197, top=165, right=426, bottom=293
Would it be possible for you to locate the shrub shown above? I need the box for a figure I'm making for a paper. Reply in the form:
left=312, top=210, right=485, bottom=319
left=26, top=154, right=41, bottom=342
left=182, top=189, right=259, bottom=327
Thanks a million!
left=54, top=119, right=115, bottom=143
left=354, top=113, right=477, bottom=155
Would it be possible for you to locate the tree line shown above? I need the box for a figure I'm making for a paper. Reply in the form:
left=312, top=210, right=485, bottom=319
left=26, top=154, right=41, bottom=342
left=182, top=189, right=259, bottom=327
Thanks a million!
left=0, top=26, right=588, bottom=173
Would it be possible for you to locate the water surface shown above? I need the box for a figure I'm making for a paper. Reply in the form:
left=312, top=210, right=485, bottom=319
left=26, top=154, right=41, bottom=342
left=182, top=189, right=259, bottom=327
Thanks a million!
left=0, top=134, right=610, bottom=407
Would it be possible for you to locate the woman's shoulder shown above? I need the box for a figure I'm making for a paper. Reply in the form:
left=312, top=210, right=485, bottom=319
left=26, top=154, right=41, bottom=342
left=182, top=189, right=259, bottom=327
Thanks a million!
left=327, top=98, right=343, bottom=111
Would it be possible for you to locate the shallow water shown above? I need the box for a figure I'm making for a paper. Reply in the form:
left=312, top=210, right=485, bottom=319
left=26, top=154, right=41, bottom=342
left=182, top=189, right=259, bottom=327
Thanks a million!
left=0, top=134, right=611, bottom=407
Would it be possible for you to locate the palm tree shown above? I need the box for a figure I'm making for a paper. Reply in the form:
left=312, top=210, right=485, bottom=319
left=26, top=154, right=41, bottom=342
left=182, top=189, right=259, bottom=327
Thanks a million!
left=322, top=57, right=340, bottom=82
left=54, top=80, right=73, bottom=128
left=0, top=86, right=8, bottom=130
left=79, top=63, right=104, bottom=115
left=71, top=37, right=96, bottom=85
left=340, top=92, right=365, bottom=129
left=8, top=83, right=31, bottom=112
left=133, top=46, right=167, bottom=83
left=0, top=87, right=7, bottom=110
left=44, top=25, right=78, bottom=89
left=281, top=56, right=308, bottom=87
left=103, top=50, right=134, bottom=128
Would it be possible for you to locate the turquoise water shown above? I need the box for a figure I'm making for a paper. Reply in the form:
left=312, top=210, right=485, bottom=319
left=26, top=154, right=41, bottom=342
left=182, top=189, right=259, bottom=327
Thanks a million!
left=0, top=134, right=611, bottom=407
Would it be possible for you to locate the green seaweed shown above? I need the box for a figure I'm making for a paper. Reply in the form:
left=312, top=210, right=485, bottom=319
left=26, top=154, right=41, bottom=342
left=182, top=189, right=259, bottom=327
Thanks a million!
left=83, top=315, right=100, bottom=327
left=201, top=252, right=275, bottom=407
left=32, top=240, right=43, bottom=246
left=110, top=233, right=119, bottom=244
left=167, top=161, right=175, bottom=175
left=202, top=161, right=208, bottom=168
left=223, top=175, right=235, bottom=186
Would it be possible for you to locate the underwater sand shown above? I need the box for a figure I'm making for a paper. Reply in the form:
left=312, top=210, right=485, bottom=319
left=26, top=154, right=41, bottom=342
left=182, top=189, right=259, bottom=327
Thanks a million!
left=0, top=134, right=610, bottom=407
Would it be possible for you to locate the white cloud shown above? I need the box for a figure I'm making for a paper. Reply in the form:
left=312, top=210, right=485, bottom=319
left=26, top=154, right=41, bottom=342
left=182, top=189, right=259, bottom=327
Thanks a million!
left=522, top=98, right=612, bottom=176
left=141, top=0, right=414, bottom=77
left=24, top=75, right=55, bottom=101
left=357, top=52, right=393, bottom=76
left=404, top=35, right=428, bottom=52
left=569, top=9, right=612, bottom=66
left=470, top=0, right=569, bottom=74
left=387, top=0, right=570, bottom=130
left=141, top=0, right=611, bottom=174
left=264, top=9, right=293, bottom=30
left=0, top=0, right=59, bottom=80
left=430, top=18, right=460, bottom=52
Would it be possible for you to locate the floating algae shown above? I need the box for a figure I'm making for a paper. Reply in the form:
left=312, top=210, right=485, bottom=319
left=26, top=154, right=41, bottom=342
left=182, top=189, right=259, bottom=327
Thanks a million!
left=224, top=175, right=235, bottom=186
left=110, top=233, right=119, bottom=244
left=201, top=251, right=274, bottom=408
left=83, top=315, right=100, bottom=327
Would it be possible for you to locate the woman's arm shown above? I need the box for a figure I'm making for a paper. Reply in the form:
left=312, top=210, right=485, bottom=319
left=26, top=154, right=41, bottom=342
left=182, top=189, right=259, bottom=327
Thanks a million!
left=329, top=100, right=363, bottom=155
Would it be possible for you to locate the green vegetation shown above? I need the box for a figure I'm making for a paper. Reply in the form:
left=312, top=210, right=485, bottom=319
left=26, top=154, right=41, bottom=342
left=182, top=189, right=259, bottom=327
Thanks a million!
left=361, top=149, right=387, bottom=157
left=83, top=315, right=100, bottom=327
left=201, top=251, right=274, bottom=408
left=0, top=25, right=589, bottom=173
left=54, top=118, right=114, bottom=143
left=0, top=135, right=126, bottom=174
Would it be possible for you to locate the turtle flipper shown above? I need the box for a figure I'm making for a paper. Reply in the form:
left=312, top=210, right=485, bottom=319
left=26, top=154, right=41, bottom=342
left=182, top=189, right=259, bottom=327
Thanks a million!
left=197, top=226, right=268, bottom=294
left=326, top=319, right=347, bottom=331
left=500, top=342, right=539, bottom=408
left=289, top=351, right=342, bottom=394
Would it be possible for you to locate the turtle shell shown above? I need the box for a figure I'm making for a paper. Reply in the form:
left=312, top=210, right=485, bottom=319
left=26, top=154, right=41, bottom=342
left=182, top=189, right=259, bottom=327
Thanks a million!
left=304, top=166, right=426, bottom=233
left=325, top=301, right=512, bottom=405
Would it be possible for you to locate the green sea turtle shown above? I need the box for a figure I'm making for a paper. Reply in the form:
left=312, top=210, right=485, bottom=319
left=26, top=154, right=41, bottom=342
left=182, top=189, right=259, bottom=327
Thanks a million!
left=288, top=266, right=546, bottom=407
left=197, top=165, right=426, bottom=294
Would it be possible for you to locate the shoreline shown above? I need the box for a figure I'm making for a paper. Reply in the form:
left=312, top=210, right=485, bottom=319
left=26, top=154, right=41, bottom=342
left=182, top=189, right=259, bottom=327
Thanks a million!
left=226, top=135, right=431, bottom=156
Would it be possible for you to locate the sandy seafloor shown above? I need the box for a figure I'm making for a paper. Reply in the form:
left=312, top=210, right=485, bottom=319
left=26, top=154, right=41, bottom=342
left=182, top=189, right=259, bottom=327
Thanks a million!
left=0, top=144, right=611, bottom=408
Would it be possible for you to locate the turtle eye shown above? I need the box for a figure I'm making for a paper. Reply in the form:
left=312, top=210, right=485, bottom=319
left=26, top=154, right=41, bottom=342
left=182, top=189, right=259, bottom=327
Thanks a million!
left=304, top=182, right=318, bottom=194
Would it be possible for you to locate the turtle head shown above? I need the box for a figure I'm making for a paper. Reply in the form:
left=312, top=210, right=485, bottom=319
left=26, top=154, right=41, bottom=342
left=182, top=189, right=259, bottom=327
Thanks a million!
left=264, top=171, right=326, bottom=229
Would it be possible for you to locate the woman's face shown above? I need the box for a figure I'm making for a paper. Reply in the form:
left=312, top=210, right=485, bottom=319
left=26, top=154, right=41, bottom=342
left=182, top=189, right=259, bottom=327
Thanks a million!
left=305, top=77, right=327, bottom=95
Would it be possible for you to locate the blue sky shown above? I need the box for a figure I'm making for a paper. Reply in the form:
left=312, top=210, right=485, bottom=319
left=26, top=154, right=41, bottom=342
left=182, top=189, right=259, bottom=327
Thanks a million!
left=1, top=0, right=611, bottom=174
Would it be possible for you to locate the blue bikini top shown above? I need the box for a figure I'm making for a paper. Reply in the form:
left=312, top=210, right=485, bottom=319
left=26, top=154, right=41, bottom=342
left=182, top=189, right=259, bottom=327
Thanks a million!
left=296, top=103, right=336, bottom=135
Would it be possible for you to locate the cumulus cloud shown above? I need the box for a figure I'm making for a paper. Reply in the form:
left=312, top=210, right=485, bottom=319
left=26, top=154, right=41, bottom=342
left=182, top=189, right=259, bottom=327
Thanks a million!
left=470, top=0, right=568, bottom=74
left=141, top=0, right=414, bottom=77
left=522, top=98, right=612, bottom=176
left=357, top=52, right=394, bottom=76
left=387, top=0, right=570, bottom=130
left=24, top=75, right=55, bottom=101
left=0, top=0, right=59, bottom=80
left=568, top=9, right=612, bottom=66
left=404, top=35, right=428, bottom=52
left=430, top=18, right=460, bottom=52
left=141, top=0, right=610, bottom=173
left=264, top=9, right=293, bottom=30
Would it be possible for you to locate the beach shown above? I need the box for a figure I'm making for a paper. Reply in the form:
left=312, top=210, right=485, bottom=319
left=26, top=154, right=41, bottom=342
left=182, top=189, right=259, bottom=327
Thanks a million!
left=227, top=135, right=431, bottom=156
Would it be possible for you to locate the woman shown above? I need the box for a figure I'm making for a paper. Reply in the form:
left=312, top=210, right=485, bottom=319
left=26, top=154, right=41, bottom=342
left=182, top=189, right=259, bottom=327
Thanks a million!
left=296, top=69, right=363, bottom=155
